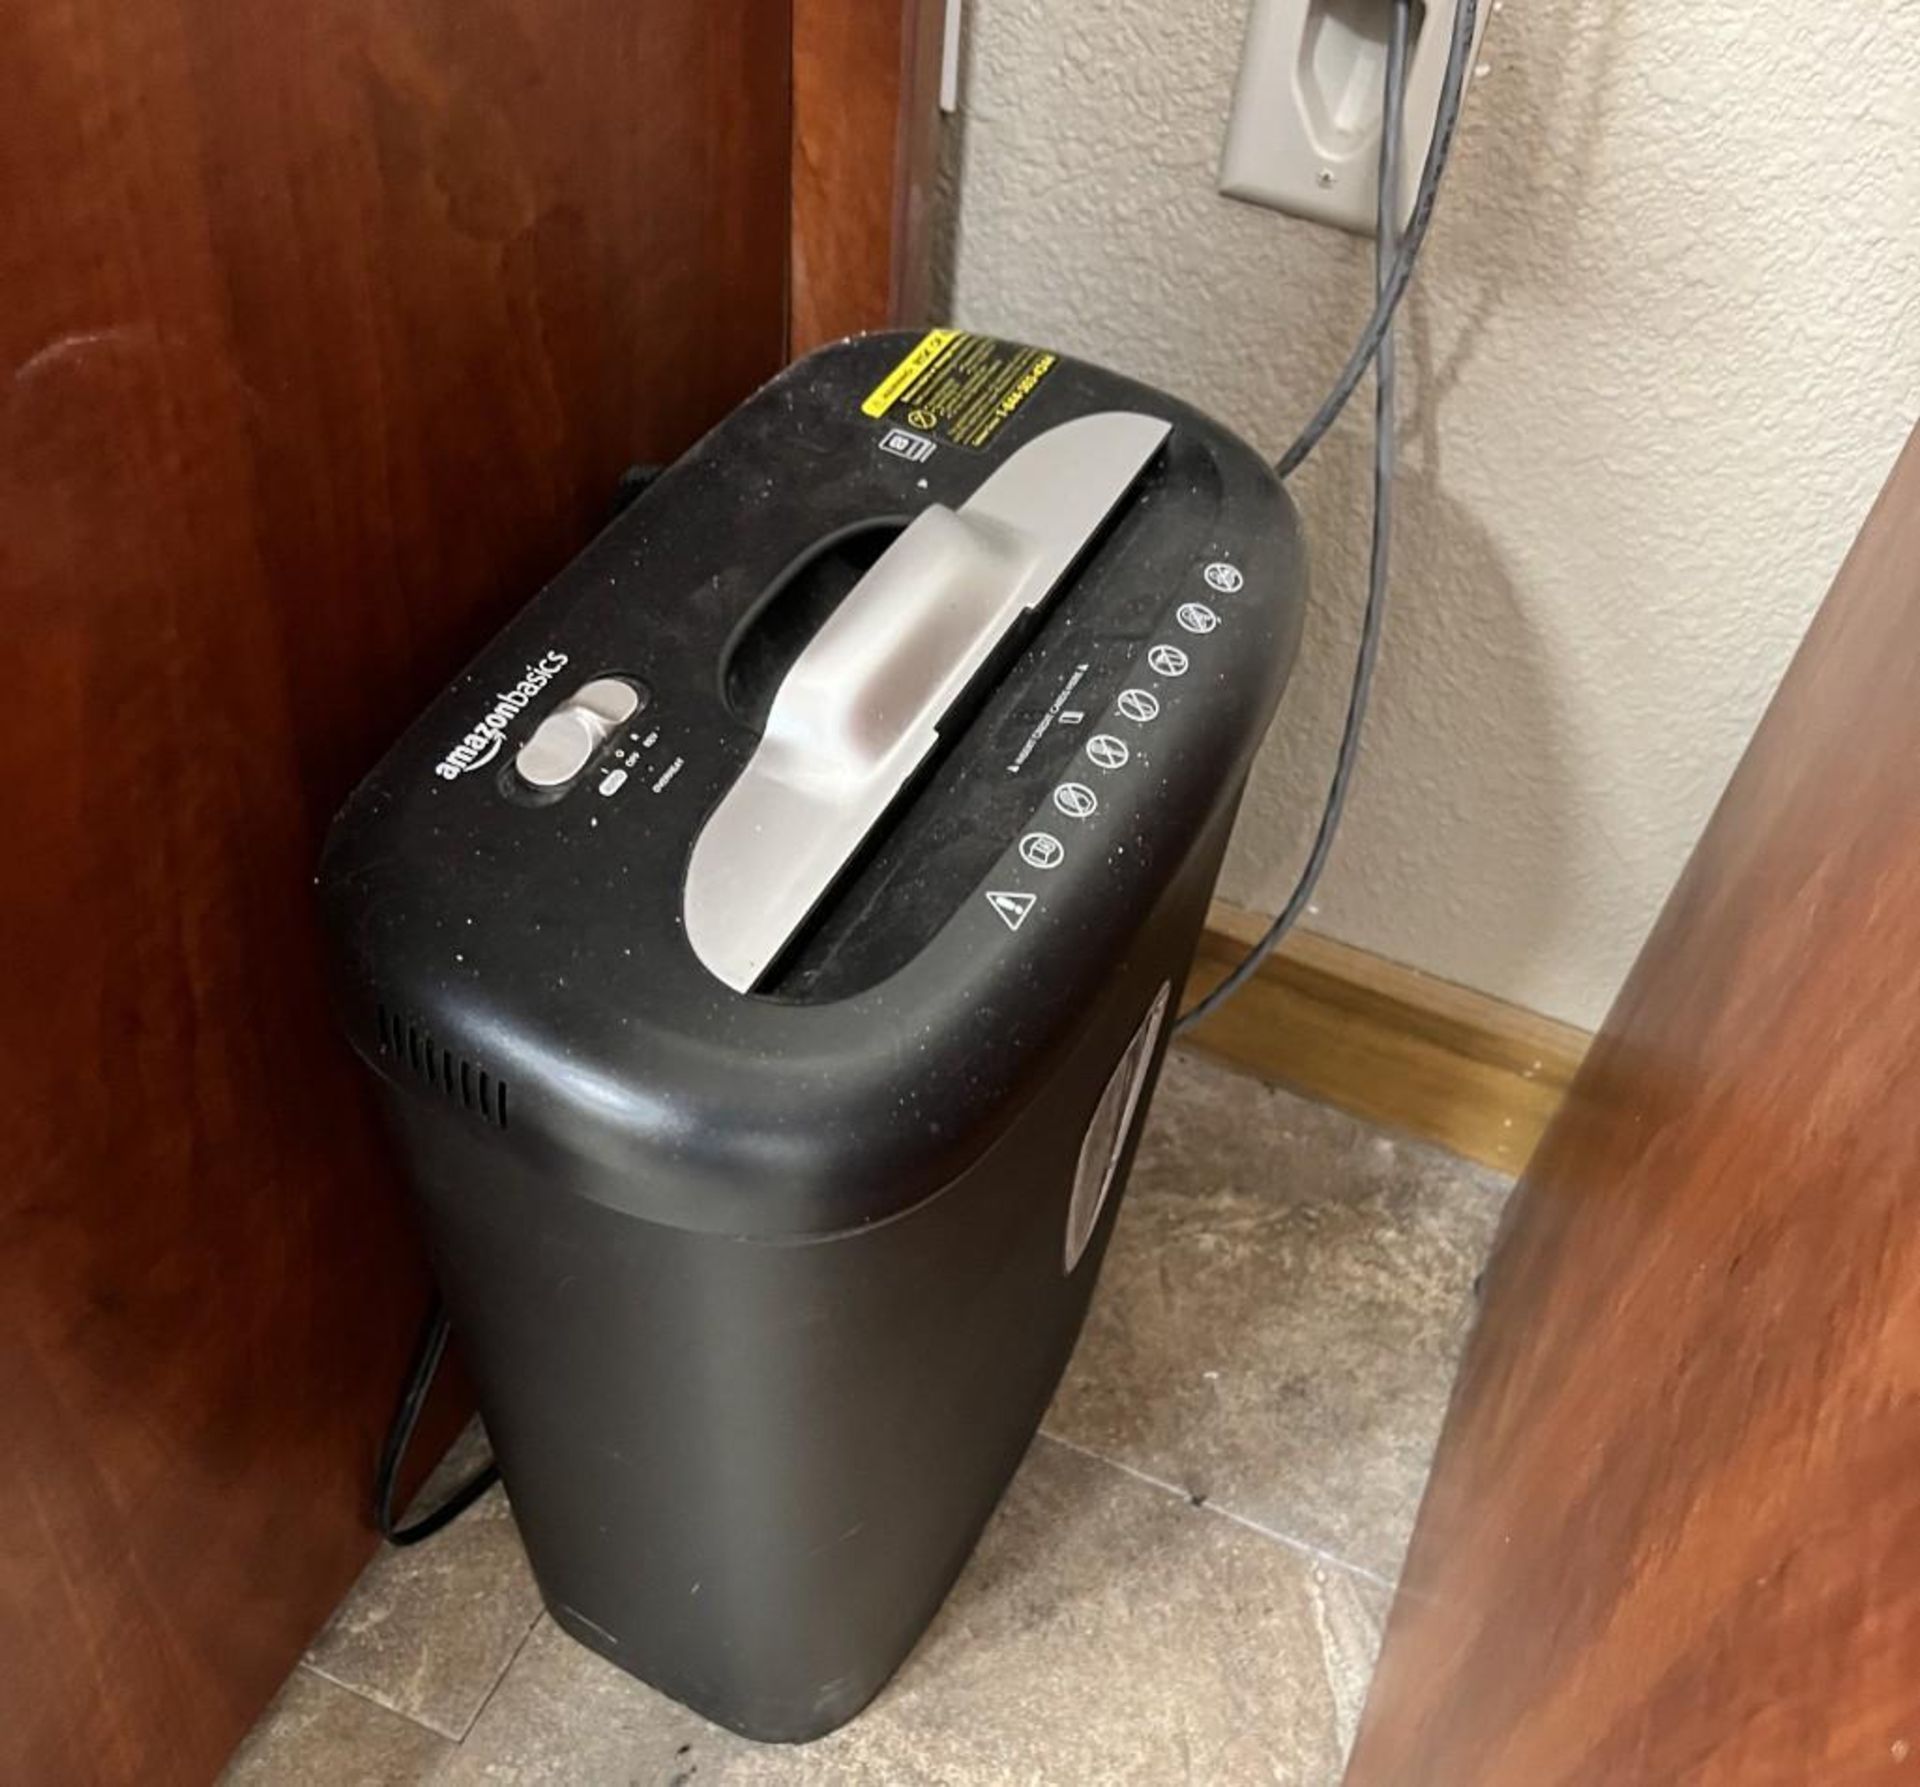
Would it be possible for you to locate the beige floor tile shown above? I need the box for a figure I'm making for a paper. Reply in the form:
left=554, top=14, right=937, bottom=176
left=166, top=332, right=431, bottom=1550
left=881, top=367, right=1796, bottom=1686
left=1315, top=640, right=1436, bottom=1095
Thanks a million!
left=442, top=1435, right=1384, bottom=1787
left=219, top=1667, right=451, bottom=1785
left=1047, top=1048, right=1507, bottom=1581
left=303, top=1422, right=544, bottom=1739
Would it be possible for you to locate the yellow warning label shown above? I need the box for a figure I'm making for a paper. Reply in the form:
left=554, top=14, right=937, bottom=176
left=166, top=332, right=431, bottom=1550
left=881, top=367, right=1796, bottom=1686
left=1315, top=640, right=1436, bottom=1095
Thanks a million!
left=861, top=328, right=959, bottom=417
left=861, top=330, right=1058, bottom=450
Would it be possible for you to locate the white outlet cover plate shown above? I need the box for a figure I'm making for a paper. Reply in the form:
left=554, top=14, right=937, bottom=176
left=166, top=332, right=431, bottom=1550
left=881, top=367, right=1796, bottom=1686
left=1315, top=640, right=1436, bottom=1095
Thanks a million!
left=1219, top=0, right=1488, bottom=236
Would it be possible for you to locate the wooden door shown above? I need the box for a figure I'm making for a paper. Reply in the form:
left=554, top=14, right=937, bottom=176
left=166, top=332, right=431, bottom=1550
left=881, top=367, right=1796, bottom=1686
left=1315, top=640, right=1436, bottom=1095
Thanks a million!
left=1345, top=426, right=1920, bottom=1783
left=789, top=0, right=946, bottom=355
left=0, top=5, right=787, bottom=1783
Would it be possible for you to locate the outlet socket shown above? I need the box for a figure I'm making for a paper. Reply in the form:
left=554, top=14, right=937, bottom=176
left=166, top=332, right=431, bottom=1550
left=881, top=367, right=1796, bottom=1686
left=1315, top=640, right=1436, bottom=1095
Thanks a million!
left=1219, top=0, right=1486, bottom=236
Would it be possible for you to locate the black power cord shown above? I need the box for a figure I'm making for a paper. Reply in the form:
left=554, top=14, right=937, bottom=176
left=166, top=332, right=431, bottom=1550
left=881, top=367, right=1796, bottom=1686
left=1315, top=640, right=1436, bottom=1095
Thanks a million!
left=1177, top=0, right=1473, bottom=1034
left=373, top=1294, right=500, bottom=1546
left=1275, top=0, right=1478, bottom=478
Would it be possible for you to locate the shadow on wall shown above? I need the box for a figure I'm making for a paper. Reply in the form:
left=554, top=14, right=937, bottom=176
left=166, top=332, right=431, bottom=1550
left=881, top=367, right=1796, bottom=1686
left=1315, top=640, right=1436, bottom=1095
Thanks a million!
left=1228, top=398, right=1578, bottom=999
left=927, top=76, right=968, bottom=321
left=1228, top=0, right=1638, bottom=1011
left=1400, top=0, right=1633, bottom=441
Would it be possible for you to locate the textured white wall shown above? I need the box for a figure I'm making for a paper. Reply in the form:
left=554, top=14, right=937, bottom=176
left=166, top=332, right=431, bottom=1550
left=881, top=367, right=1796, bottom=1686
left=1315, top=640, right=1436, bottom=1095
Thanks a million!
left=946, top=0, right=1920, bottom=1027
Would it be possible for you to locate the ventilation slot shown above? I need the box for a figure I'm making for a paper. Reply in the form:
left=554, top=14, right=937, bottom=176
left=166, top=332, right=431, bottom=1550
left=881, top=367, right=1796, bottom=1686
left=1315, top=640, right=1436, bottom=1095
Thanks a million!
left=375, top=1004, right=508, bottom=1129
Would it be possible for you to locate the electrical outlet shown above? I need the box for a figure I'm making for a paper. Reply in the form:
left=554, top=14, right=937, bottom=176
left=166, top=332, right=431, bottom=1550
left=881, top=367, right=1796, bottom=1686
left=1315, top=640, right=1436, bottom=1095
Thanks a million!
left=1219, top=0, right=1487, bottom=236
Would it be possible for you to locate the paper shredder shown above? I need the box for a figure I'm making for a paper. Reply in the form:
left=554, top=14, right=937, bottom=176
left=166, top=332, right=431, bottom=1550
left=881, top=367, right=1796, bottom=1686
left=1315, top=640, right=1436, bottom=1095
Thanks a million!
left=319, top=330, right=1305, bottom=1740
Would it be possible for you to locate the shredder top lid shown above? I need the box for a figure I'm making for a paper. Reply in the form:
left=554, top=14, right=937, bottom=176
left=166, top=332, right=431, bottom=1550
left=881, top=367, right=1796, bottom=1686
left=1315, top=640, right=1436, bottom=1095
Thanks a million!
left=319, top=332, right=1305, bottom=1237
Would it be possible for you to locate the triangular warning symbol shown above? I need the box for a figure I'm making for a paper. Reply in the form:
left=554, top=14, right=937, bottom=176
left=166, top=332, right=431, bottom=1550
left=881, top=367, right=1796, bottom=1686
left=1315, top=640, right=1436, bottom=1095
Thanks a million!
left=986, top=890, right=1036, bottom=932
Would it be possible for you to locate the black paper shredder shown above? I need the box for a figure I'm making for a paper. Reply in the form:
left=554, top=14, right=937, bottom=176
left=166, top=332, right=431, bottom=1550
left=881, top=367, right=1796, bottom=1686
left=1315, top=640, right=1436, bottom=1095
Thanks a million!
left=319, top=330, right=1305, bottom=1740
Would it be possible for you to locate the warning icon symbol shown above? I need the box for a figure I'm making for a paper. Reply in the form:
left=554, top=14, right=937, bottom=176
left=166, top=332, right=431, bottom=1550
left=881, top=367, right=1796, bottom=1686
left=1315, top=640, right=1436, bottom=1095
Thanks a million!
left=986, top=889, right=1037, bottom=932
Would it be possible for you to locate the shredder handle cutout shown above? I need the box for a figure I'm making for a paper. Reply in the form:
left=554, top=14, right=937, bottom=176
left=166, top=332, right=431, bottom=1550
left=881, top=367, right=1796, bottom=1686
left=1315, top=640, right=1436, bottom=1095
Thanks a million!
left=683, top=409, right=1171, bottom=994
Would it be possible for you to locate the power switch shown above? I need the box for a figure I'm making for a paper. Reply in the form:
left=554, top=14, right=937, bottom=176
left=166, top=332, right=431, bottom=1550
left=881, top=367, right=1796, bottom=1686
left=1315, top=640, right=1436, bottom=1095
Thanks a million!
left=515, top=677, right=644, bottom=789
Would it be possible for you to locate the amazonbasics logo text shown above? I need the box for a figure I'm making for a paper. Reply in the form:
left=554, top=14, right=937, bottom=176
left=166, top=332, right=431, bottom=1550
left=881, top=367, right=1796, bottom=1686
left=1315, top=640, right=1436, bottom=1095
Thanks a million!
left=435, top=652, right=570, bottom=780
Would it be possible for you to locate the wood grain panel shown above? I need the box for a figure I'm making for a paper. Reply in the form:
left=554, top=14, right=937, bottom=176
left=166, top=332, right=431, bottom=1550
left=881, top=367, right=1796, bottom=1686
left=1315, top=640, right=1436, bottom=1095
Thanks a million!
left=0, top=6, right=787, bottom=1783
left=790, top=0, right=945, bottom=354
left=1345, top=425, right=1920, bottom=1784
left=1184, top=905, right=1588, bottom=1173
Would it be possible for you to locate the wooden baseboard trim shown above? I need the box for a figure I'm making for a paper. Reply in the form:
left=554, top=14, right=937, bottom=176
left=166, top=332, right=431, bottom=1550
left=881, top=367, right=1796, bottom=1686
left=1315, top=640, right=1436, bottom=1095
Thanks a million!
left=1178, top=903, right=1590, bottom=1175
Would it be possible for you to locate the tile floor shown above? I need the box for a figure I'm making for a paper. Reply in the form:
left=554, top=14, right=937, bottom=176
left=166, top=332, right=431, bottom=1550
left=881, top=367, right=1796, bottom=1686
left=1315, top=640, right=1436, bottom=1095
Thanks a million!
left=224, top=1049, right=1507, bottom=1786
